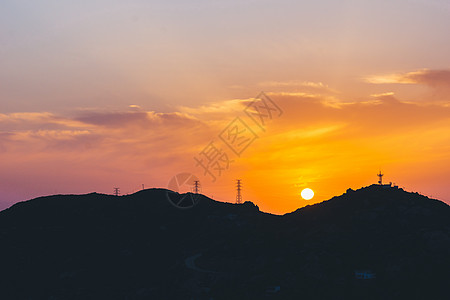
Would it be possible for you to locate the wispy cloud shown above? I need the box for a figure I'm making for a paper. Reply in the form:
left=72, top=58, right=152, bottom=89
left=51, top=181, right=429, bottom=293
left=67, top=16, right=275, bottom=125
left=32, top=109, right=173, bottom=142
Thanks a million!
left=178, top=99, right=248, bottom=116
left=259, top=80, right=339, bottom=94
left=370, top=92, right=395, bottom=98
left=260, top=80, right=328, bottom=88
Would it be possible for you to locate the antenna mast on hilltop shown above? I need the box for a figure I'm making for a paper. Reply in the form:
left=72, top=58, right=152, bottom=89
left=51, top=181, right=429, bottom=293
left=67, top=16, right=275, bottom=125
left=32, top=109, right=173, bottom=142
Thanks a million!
left=377, top=171, right=384, bottom=185
left=113, top=187, right=120, bottom=196
left=236, top=179, right=242, bottom=204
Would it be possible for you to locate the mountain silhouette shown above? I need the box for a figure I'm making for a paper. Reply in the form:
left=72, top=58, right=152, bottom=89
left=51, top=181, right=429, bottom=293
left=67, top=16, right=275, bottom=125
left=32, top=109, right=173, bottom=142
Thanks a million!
left=0, top=185, right=449, bottom=299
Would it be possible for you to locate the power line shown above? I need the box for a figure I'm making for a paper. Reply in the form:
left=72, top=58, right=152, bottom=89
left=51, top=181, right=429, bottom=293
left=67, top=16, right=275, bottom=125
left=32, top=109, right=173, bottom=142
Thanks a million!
left=193, top=180, right=201, bottom=194
left=236, top=179, right=242, bottom=204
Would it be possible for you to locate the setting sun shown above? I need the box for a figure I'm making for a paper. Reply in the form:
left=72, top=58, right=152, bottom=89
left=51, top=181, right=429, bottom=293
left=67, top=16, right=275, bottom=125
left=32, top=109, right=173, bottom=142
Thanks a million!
left=301, top=188, right=315, bottom=200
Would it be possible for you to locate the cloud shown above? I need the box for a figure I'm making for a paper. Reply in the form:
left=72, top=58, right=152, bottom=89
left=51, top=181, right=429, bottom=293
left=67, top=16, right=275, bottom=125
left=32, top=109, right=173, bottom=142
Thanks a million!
left=260, top=80, right=327, bottom=88
left=264, top=92, right=450, bottom=141
left=178, top=99, right=248, bottom=116
left=128, top=104, right=142, bottom=111
left=0, top=112, right=91, bottom=131
left=176, top=91, right=450, bottom=141
left=370, top=92, right=395, bottom=98
left=410, top=69, right=450, bottom=87
left=266, top=91, right=318, bottom=97
left=258, top=80, right=339, bottom=94
left=364, top=69, right=450, bottom=88
left=3, top=94, right=449, bottom=157
left=0, top=108, right=210, bottom=157
left=75, top=111, right=150, bottom=128
left=73, top=110, right=201, bottom=128
left=363, top=72, right=419, bottom=84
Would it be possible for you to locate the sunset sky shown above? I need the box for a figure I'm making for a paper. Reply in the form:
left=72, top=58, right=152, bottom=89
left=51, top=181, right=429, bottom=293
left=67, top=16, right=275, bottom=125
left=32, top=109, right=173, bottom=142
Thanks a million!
left=1, top=0, right=450, bottom=214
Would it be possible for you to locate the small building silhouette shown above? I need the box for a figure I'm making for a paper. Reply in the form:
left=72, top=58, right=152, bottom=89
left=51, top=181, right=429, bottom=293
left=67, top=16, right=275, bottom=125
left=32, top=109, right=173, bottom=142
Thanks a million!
left=377, top=172, right=396, bottom=188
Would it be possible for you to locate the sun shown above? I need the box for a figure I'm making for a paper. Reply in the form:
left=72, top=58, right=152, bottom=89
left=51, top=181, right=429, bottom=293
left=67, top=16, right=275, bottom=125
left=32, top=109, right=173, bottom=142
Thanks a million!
left=301, top=188, right=314, bottom=200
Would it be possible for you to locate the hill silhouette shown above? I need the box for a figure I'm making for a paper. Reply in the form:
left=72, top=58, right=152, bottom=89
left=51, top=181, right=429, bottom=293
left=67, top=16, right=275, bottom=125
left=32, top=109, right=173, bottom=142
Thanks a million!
left=0, top=186, right=449, bottom=299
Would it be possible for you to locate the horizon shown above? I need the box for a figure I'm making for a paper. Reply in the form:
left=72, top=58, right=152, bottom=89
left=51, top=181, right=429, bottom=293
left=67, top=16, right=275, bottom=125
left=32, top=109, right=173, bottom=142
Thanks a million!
left=1, top=0, right=450, bottom=214
left=4, top=182, right=446, bottom=216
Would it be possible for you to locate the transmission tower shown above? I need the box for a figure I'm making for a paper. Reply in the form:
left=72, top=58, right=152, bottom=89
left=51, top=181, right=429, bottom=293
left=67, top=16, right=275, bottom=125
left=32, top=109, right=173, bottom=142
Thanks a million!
left=113, top=187, right=120, bottom=196
left=236, top=179, right=242, bottom=204
left=192, top=180, right=201, bottom=194
left=377, top=171, right=384, bottom=185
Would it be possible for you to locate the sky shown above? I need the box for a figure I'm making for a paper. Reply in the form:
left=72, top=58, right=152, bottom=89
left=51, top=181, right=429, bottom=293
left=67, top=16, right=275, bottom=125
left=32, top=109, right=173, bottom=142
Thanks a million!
left=1, top=0, right=450, bottom=214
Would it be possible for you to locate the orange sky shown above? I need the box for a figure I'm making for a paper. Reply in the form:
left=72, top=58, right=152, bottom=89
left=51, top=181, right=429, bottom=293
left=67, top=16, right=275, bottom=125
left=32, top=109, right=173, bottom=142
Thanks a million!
left=1, top=72, right=450, bottom=214
left=1, top=1, right=450, bottom=213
